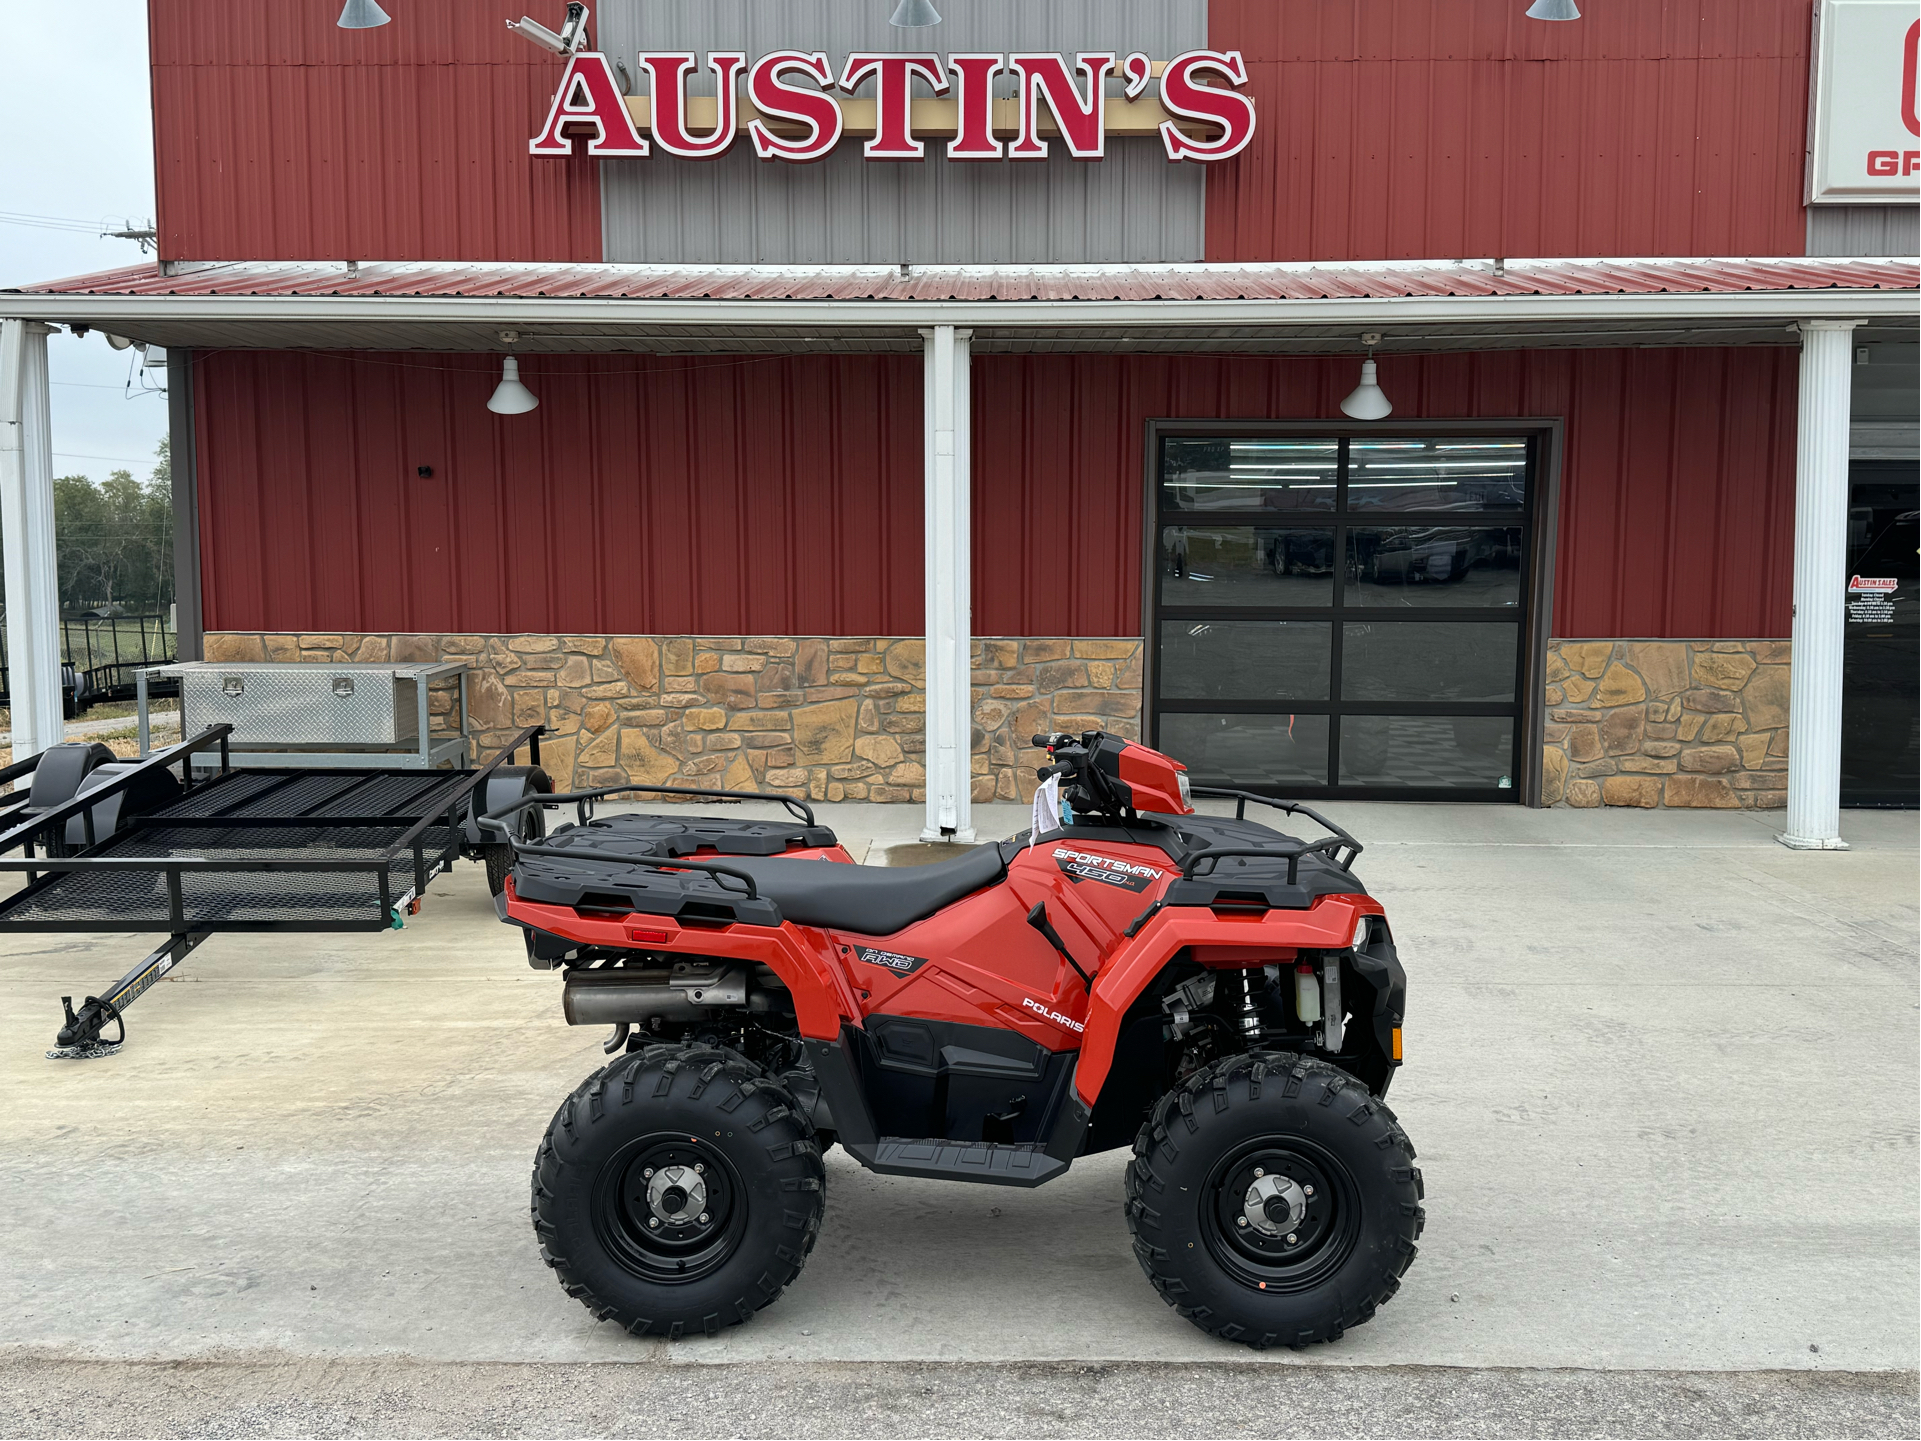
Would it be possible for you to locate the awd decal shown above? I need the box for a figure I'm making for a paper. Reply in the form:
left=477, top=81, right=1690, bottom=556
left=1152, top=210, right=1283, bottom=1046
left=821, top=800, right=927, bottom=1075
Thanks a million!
left=855, top=947, right=929, bottom=976
left=1052, top=846, right=1164, bottom=893
left=1022, top=996, right=1085, bottom=1033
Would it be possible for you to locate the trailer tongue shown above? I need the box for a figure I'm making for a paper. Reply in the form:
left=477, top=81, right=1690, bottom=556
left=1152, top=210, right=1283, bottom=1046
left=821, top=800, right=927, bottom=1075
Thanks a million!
left=0, top=723, right=546, bottom=1057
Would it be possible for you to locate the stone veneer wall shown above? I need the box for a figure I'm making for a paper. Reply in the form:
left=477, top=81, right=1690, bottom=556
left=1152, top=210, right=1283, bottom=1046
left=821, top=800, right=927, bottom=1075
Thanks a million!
left=202, top=633, right=1142, bottom=805
left=1541, top=640, right=1791, bottom=809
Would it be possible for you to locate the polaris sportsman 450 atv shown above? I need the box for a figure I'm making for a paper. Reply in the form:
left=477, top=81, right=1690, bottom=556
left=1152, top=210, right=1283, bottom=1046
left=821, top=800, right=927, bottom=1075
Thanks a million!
left=487, top=731, right=1421, bottom=1348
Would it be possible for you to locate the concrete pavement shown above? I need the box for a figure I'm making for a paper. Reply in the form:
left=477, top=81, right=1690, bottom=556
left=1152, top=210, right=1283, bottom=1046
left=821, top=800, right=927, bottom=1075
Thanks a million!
left=0, top=799, right=1914, bottom=1433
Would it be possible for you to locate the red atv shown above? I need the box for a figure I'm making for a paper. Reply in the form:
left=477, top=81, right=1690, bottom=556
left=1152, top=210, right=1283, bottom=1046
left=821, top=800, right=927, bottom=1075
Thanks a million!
left=488, top=731, right=1421, bottom=1349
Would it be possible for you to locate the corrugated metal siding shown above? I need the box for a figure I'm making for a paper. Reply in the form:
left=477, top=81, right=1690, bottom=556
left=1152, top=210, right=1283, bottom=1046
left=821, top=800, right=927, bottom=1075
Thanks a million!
left=1204, top=0, right=1814, bottom=261
left=971, top=349, right=1796, bottom=638
left=150, top=0, right=601, bottom=262
left=194, top=351, right=922, bottom=635
left=1807, top=206, right=1921, bottom=257
left=595, top=0, right=1206, bottom=264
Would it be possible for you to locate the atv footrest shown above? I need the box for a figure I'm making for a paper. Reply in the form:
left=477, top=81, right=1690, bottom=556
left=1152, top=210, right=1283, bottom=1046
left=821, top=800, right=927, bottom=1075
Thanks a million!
left=850, top=1136, right=1070, bottom=1189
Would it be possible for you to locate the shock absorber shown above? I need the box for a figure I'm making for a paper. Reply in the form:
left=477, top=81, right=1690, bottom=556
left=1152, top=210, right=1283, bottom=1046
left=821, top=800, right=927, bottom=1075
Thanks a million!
left=1236, top=967, right=1264, bottom=1042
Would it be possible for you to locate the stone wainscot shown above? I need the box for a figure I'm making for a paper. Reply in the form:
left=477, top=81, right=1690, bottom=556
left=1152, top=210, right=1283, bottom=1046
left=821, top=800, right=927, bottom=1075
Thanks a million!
left=202, top=633, right=1142, bottom=805
left=1541, top=639, right=1790, bottom=809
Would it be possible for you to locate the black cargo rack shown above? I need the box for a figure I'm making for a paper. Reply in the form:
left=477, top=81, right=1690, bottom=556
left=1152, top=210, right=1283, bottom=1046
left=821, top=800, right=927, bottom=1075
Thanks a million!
left=0, top=723, right=543, bottom=1057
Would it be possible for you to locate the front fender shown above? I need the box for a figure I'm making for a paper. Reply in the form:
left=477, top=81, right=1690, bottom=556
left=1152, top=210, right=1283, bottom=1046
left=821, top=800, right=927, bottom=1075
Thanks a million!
left=1076, top=894, right=1381, bottom=1107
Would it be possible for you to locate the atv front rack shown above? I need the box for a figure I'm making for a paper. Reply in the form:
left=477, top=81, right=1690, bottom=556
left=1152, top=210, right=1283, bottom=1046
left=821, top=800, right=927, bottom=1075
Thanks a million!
left=0, top=723, right=543, bottom=1055
left=1184, top=787, right=1364, bottom=880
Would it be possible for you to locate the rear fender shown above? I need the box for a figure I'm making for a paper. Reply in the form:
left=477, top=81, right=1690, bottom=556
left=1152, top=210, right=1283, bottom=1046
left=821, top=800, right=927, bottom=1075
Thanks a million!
left=501, top=885, right=860, bottom=1038
left=1076, top=894, right=1381, bottom=1107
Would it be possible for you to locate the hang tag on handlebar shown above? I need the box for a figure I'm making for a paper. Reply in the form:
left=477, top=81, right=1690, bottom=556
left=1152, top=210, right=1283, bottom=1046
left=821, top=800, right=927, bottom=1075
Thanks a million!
left=1029, top=772, right=1062, bottom=847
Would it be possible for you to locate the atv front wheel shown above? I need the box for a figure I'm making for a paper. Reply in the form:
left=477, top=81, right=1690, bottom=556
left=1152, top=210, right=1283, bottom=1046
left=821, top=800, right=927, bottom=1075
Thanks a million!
left=532, top=1045, right=825, bottom=1338
left=1125, top=1052, right=1423, bottom=1349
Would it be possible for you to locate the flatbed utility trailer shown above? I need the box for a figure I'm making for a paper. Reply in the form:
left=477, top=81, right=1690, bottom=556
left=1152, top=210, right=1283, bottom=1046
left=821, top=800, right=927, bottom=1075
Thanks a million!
left=0, top=723, right=547, bottom=1057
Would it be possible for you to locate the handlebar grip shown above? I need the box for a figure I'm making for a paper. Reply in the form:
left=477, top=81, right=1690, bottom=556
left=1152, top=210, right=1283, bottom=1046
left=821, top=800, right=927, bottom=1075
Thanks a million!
left=1030, top=733, right=1053, bottom=749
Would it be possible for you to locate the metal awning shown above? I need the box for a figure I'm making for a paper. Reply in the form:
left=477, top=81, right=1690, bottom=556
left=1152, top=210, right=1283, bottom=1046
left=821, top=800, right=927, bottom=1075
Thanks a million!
left=4, top=257, right=1914, bottom=354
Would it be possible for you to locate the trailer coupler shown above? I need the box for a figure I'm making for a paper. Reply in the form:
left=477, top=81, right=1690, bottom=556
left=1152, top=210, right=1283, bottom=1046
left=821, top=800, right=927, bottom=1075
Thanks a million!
left=48, top=932, right=209, bottom=1060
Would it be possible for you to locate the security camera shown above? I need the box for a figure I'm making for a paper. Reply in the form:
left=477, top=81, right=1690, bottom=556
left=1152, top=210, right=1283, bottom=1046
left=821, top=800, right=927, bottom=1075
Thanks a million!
left=508, top=4, right=589, bottom=56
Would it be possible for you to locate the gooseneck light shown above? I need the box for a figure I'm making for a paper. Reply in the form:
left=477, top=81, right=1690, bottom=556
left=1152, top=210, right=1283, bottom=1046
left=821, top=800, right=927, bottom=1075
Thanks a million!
left=337, top=0, right=392, bottom=29
left=488, top=356, right=540, bottom=416
left=1525, top=0, right=1581, bottom=19
left=889, top=0, right=943, bottom=27
left=1339, top=334, right=1393, bottom=421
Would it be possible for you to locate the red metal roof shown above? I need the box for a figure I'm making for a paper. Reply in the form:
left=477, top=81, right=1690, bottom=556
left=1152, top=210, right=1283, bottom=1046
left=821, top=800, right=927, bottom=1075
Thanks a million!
left=14, top=257, right=1916, bottom=303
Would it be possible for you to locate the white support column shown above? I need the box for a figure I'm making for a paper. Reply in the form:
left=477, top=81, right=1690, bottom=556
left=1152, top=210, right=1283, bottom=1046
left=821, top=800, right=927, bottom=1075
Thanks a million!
left=1780, top=318, right=1863, bottom=851
left=0, top=319, right=65, bottom=761
left=920, top=324, right=975, bottom=843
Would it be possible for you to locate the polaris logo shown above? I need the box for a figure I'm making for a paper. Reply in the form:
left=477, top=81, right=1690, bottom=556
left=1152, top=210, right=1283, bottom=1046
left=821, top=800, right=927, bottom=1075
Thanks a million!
left=1052, top=847, right=1164, bottom=893
left=1021, top=996, right=1085, bottom=1033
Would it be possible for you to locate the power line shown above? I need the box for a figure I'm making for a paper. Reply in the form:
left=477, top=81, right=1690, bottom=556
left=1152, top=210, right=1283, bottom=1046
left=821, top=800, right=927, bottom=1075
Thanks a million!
left=0, top=208, right=150, bottom=235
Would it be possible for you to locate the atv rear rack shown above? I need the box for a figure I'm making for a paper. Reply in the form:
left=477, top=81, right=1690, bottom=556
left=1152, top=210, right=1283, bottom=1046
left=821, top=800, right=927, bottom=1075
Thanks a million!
left=0, top=722, right=544, bottom=1056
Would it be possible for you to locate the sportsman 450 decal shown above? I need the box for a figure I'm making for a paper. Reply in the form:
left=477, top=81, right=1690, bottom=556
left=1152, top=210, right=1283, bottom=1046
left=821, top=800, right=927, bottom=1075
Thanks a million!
left=1052, top=846, right=1165, bottom=893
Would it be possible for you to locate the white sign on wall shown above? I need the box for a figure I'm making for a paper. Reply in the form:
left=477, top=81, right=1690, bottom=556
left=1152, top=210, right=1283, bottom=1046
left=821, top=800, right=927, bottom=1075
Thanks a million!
left=1807, top=0, right=1921, bottom=203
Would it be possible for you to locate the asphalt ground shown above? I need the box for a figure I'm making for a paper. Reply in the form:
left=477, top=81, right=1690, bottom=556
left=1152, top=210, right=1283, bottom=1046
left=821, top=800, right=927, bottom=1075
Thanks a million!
left=0, top=799, right=1914, bottom=1437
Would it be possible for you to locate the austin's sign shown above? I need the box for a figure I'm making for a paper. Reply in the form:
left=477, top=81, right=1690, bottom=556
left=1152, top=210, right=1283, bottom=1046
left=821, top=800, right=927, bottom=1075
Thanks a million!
left=530, top=50, right=1256, bottom=163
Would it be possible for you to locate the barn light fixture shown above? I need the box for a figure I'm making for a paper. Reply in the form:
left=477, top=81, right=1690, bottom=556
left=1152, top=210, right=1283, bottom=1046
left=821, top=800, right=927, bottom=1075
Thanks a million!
left=1525, top=0, right=1581, bottom=19
left=889, top=0, right=943, bottom=27
left=1340, top=333, right=1393, bottom=421
left=488, top=337, right=539, bottom=416
left=337, top=0, right=392, bottom=29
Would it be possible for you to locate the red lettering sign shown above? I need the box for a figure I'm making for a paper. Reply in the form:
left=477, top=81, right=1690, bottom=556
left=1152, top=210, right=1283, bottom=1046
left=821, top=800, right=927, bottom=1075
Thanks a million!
left=1009, top=53, right=1114, bottom=161
left=641, top=52, right=746, bottom=159
left=1159, top=50, right=1258, bottom=162
left=747, top=52, right=844, bottom=163
left=529, top=52, right=649, bottom=157
left=947, top=54, right=1004, bottom=161
left=529, top=47, right=1258, bottom=165
left=1905, top=20, right=1919, bottom=138
left=840, top=53, right=948, bottom=160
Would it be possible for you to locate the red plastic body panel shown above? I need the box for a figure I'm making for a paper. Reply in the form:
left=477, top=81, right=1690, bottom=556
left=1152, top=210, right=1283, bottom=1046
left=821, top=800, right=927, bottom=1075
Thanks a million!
left=505, top=832, right=1383, bottom=1110
left=1116, top=742, right=1192, bottom=815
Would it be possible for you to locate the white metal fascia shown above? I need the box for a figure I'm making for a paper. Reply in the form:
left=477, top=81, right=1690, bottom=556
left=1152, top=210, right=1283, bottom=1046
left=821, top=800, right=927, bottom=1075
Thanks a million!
left=0, top=289, right=1914, bottom=334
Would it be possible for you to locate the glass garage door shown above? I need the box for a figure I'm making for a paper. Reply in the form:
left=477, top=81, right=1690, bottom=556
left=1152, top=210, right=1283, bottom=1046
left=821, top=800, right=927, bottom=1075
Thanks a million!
left=1150, top=432, right=1536, bottom=800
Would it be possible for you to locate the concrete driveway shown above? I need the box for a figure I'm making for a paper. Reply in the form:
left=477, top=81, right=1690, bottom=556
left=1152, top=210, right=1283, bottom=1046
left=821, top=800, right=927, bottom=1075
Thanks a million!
left=0, top=800, right=1914, bottom=1436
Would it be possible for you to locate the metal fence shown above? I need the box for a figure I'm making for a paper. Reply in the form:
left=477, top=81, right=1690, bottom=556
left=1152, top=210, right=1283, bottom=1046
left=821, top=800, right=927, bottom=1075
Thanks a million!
left=0, top=613, right=178, bottom=713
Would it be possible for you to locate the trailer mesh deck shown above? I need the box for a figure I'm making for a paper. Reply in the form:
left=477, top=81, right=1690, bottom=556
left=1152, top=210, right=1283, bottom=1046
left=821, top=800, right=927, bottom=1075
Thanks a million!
left=0, top=765, right=478, bottom=933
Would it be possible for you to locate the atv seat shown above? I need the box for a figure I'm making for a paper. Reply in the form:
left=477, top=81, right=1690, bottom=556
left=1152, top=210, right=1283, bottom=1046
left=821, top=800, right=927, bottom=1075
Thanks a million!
left=717, top=843, right=1010, bottom=937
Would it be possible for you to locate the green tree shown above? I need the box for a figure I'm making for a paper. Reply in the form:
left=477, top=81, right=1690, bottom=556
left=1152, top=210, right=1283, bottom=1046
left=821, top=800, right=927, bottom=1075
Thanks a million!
left=50, top=439, right=174, bottom=613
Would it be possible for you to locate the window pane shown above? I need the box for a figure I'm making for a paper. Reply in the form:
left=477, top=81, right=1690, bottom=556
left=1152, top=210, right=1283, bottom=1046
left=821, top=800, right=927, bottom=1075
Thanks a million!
left=1340, top=716, right=1515, bottom=789
left=1346, top=527, right=1525, bottom=608
left=1341, top=621, right=1519, bottom=703
left=1159, top=621, right=1331, bottom=700
left=1348, top=437, right=1527, bottom=511
left=1159, top=713, right=1330, bottom=789
left=1161, top=438, right=1338, bottom=512
left=1160, top=527, right=1336, bottom=607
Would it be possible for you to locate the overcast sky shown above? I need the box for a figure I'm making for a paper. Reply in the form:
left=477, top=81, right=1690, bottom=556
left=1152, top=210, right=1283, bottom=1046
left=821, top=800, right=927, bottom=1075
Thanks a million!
left=0, top=1, right=168, bottom=486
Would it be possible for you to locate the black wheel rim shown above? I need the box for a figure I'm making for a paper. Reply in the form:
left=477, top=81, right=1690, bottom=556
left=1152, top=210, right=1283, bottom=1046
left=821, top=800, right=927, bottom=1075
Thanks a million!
left=591, top=1133, right=746, bottom=1286
left=1200, top=1137, right=1363, bottom=1294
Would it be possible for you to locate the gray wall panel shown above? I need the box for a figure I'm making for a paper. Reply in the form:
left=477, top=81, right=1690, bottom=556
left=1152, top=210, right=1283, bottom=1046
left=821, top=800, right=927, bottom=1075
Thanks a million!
left=1806, top=205, right=1920, bottom=257
left=596, top=0, right=1206, bottom=263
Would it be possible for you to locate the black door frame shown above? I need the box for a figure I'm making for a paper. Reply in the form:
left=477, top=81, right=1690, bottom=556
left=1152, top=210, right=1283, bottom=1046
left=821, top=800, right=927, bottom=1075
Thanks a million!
left=1139, top=417, right=1565, bottom=805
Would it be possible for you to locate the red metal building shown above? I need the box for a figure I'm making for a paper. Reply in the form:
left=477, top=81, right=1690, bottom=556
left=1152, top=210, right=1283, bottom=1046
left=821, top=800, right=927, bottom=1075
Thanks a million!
left=4, top=0, right=1915, bottom=836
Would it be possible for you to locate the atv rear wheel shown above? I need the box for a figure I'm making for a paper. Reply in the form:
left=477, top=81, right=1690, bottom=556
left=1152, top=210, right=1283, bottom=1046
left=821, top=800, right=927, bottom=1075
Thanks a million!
left=1125, top=1051, right=1423, bottom=1349
left=532, top=1044, right=825, bottom=1338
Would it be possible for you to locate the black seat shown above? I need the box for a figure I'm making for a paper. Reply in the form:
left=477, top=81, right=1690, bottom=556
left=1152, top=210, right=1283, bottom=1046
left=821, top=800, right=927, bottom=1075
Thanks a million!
left=720, top=844, right=1010, bottom=936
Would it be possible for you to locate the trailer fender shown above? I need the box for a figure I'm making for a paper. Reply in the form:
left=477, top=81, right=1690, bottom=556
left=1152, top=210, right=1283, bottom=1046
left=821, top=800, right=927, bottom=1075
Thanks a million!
left=462, top=765, right=552, bottom=849
left=27, top=742, right=115, bottom=812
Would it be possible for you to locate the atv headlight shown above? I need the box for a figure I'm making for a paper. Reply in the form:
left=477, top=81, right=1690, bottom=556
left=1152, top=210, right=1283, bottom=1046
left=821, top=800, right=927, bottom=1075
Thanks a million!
left=1351, top=916, right=1370, bottom=951
left=1177, top=770, right=1192, bottom=808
